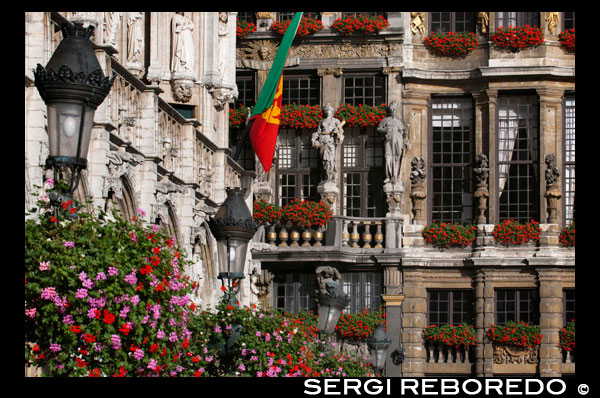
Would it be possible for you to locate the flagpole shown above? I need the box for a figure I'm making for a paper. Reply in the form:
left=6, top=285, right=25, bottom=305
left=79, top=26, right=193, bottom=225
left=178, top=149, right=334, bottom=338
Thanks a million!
left=232, top=117, right=254, bottom=162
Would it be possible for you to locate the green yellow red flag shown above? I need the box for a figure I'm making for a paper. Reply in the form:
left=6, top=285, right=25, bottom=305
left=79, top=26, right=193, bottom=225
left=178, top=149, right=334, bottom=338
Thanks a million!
left=248, top=12, right=303, bottom=173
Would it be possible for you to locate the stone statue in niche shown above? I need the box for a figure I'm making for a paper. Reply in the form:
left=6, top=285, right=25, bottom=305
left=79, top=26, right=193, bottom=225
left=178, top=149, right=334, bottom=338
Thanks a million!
left=171, top=12, right=195, bottom=77
left=377, top=101, right=410, bottom=184
left=104, top=12, right=121, bottom=47
left=312, top=104, right=344, bottom=184
left=126, top=12, right=144, bottom=68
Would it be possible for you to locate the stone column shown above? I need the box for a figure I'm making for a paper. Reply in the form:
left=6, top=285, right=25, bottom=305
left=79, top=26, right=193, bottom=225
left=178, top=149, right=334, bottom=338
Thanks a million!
left=482, top=269, right=496, bottom=377
left=485, top=89, right=498, bottom=224
left=146, top=12, right=163, bottom=85
left=401, top=270, right=427, bottom=376
left=473, top=270, right=486, bottom=376
left=317, top=68, right=343, bottom=112
left=537, top=269, right=564, bottom=377
left=381, top=292, right=405, bottom=377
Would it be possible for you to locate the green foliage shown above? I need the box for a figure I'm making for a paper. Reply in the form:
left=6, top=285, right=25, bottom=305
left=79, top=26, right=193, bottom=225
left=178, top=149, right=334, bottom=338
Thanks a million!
left=559, top=320, right=575, bottom=352
left=336, top=308, right=386, bottom=342
left=423, top=324, right=477, bottom=348
left=423, top=222, right=477, bottom=248
left=487, top=321, right=543, bottom=348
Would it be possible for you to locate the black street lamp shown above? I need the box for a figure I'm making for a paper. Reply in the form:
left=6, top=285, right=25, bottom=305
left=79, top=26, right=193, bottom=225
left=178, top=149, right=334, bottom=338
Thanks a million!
left=315, top=282, right=350, bottom=351
left=367, top=323, right=392, bottom=375
left=208, top=187, right=258, bottom=306
left=33, top=22, right=114, bottom=209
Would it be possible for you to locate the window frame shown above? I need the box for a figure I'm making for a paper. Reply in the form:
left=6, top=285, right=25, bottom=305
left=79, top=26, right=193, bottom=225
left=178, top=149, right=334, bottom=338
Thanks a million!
left=494, top=288, right=540, bottom=325
left=495, top=12, right=540, bottom=28
left=342, top=72, right=386, bottom=107
left=340, top=270, right=384, bottom=314
left=429, top=12, right=476, bottom=33
left=428, top=95, right=475, bottom=225
left=495, top=92, right=540, bottom=223
left=272, top=272, right=317, bottom=314
left=563, top=288, right=575, bottom=326
left=281, top=73, right=321, bottom=106
left=563, top=12, right=575, bottom=30
left=427, top=289, right=475, bottom=326
left=563, top=93, right=575, bottom=226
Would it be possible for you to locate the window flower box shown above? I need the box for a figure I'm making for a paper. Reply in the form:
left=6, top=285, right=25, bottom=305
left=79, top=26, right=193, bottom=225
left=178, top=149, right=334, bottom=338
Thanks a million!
left=330, top=14, right=389, bottom=36
left=422, top=222, right=477, bottom=248
left=229, top=105, right=250, bottom=129
left=336, top=308, right=386, bottom=343
left=559, top=28, right=575, bottom=53
left=423, top=31, right=479, bottom=59
left=280, top=104, right=323, bottom=129
left=253, top=200, right=281, bottom=226
left=271, top=16, right=324, bottom=37
left=423, top=323, right=477, bottom=364
left=488, top=321, right=542, bottom=364
left=236, top=19, right=257, bottom=39
left=492, top=219, right=541, bottom=246
left=559, top=222, right=575, bottom=247
left=490, top=25, right=545, bottom=52
left=334, top=103, right=387, bottom=128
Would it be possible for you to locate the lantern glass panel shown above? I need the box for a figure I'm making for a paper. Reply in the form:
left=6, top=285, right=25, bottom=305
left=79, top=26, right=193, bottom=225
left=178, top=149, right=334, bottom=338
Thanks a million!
left=47, top=102, right=94, bottom=160
left=217, top=238, right=249, bottom=276
left=318, top=304, right=342, bottom=334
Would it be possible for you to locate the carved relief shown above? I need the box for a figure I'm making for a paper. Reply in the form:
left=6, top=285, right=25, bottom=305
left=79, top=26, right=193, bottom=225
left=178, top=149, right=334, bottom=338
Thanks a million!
left=493, top=345, right=539, bottom=364
left=545, top=12, right=560, bottom=35
left=240, top=40, right=279, bottom=61
left=477, top=12, right=489, bottom=34
left=289, top=43, right=398, bottom=59
left=410, top=12, right=426, bottom=35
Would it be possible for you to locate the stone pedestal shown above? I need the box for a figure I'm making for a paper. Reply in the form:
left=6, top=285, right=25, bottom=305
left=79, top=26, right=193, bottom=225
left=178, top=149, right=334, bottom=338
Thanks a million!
left=170, top=73, right=197, bottom=104
left=318, top=181, right=339, bottom=215
left=384, top=181, right=404, bottom=217
left=254, top=181, right=273, bottom=203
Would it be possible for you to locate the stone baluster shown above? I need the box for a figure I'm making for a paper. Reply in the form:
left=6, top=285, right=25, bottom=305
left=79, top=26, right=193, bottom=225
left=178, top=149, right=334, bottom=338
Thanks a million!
left=374, top=221, right=384, bottom=248
left=342, top=220, right=350, bottom=247
left=278, top=222, right=289, bottom=247
left=427, top=342, right=434, bottom=363
left=267, top=224, right=277, bottom=246
left=313, top=225, right=324, bottom=246
left=289, top=225, right=300, bottom=247
left=350, top=221, right=360, bottom=248
left=301, top=226, right=312, bottom=247
left=362, top=221, right=372, bottom=248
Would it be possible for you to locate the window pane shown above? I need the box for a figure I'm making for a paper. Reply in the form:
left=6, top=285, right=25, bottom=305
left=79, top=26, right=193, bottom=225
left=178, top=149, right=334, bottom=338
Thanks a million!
left=564, top=95, right=575, bottom=225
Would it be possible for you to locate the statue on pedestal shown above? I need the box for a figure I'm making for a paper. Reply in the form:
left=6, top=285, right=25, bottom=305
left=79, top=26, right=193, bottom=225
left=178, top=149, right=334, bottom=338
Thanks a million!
left=377, top=101, right=410, bottom=185
left=312, top=104, right=344, bottom=184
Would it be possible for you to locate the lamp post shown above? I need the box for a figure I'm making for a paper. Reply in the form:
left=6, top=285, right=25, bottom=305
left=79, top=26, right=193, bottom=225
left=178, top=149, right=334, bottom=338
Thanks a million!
left=208, top=187, right=258, bottom=306
left=33, top=22, right=114, bottom=212
left=367, top=323, right=392, bottom=376
left=315, top=282, right=350, bottom=352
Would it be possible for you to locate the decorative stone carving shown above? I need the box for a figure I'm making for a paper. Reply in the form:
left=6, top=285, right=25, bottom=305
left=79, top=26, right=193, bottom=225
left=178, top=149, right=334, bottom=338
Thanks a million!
left=316, top=265, right=343, bottom=294
left=473, top=153, right=490, bottom=224
left=104, top=12, right=121, bottom=47
left=477, top=12, right=489, bottom=34
left=207, top=85, right=238, bottom=111
left=544, top=153, right=562, bottom=224
left=493, top=344, right=539, bottom=364
left=409, top=156, right=427, bottom=224
left=171, top=80, right=194, bottom=103
left=256, top=12, right=275, bottom=19
left=126, top=12, right=144, bottom=73
left=545, top=12, right=560, bottom=35
left=104, top=148, right=144, bottom=200
left=410, top=12, right=426, bottom=35
left=289, top=43, right=398, bottom=59
left=71, top=12, right=98, bottom=28
left=240, top=39, right=279, bottom=62
left=377, top=101, right=410, bottom=185
left=316, top=68, right=343, bottom=77
left=312, top=104, right=344, bottom=184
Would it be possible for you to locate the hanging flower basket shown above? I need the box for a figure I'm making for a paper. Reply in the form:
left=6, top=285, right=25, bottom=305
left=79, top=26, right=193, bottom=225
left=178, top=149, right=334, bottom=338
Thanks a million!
left=229, top=105, right=250, bottom=129
left=423, top=32, right=479, bottom=58
left=280, top=104, right=323, bottom=129
left=236, top=19, right=257, bottom=39
left=271, top=16, right=324, bottom=37
left=558, top=28, right=575, bottom=53
left=423, top=222, right=477, bottom=248
left=492, top=219, right=541, bottom=246
left=334, top=103, right=387, bottom=128
left=490, top=25, right=544, bottom=52
left=330, top=14, right=389, bottom=36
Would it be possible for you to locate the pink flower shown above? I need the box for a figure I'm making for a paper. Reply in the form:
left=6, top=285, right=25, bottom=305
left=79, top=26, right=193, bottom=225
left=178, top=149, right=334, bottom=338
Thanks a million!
left=41, top=287, right=57, bottom=300
left=25, top=307, right=37, bottom=318
left=63, top=241, right=75, bottom=248
left=137, top=208, right=147, bottom=217
left=49, top=343, right=61, bottom=352
left=39, top=261, right=50, bottom=271
left=147, top=359, right=158, bottom=371
left=75, top=288, right=88, bottom=299
left=133, top=348, right=145, bottom=360
left=108, top=266, right=119, bottom=276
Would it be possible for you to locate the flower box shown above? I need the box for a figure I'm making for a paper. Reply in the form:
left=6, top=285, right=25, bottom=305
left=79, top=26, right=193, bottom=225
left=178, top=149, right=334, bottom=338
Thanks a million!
left=281, top=104, right=323, bottom=129
left=423, top=324, right=477, bottom=364
left=492, top=219, right=541, bottom=246
left=559, top=320, right=575, bottom=352
left=335, top=308, right=386, bottom=342
left=558, top=29, right=575, bottom=53
left=229, top=105, right=250, bottom=129
left=334, top=103, right=387, bottom=128
left=280, top=199, right=332, bottom=229
left=490, top=25, right=544, bottom=52
left=253, top=200, right=281, bottom=226
left=236, top=19, right=257, bottom=39
left=559, top=222, right=575, bottom=247
left=330, top=14, right=389, bottom=36
left=423, top=31, right=479, bottom=58
left=488, top=322, right=542, bottom=366
left=423, top=222, right=477, bottom=248
left=271, top=16, right=324, bottom=37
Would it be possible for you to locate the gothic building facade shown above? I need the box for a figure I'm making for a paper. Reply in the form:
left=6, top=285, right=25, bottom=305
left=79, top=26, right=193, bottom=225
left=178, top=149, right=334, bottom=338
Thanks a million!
left=25, top=12, right=575, bottom=377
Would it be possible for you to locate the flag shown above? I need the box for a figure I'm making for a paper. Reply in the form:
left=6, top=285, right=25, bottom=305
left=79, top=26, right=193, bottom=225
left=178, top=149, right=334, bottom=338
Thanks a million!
left=248, top=12, right=303, bottom=173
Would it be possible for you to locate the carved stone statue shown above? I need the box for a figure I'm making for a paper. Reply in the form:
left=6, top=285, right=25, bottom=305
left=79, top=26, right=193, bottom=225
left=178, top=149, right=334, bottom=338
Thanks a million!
left=473, top=154, right=490, bottom=224
left=126, top=12, right=144, bottom=68
left=409, top=156, right=427, bottom=224
left=104, top=12, right=122, bottom=47
left=545, top=12, right=560, bottom=35
left=377, top=101, right=410, bottom=184
left=544, top=153, right=561, bottom=224
left=312, top=104, right=344, bottom=184
left=315, top=266, right=342, bottom=294
left=410, top=12, right=426, bottom=35
left=477, top=12, right=489, bottom=34
left=171, top=12, right=195, bottom=77
left=544, top=153, right=560, bottom=188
